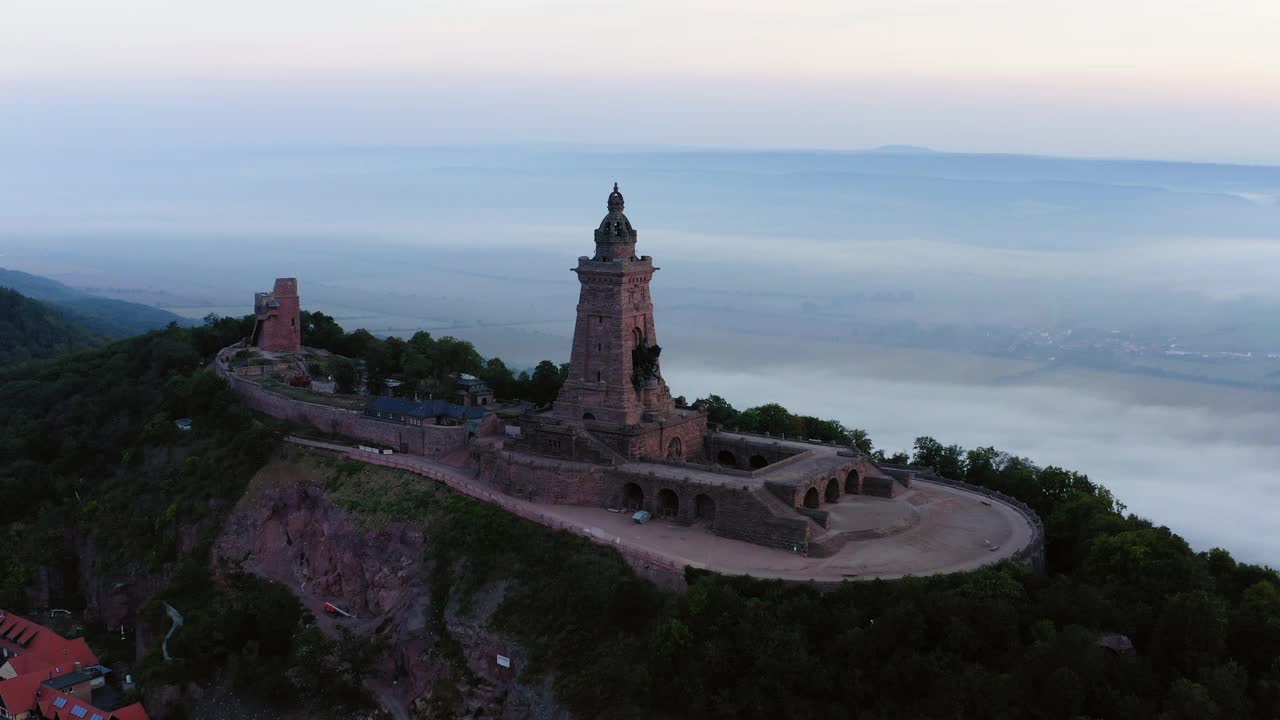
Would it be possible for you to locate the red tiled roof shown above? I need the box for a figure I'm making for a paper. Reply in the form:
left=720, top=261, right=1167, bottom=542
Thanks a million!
left=37, top=686, right=71, bottom=718
left=31, top=636, right=100, bottom=673
left=0, top=611, right=143, bottom=720
left=0, top=674, right=43, bottom=715
left=0, top=611, right=99, bottom=673
left=3, top=654, right=52, bottom=677
left=110, top=702, right=150, bottom=720
left=37, top=687, right=114, bottom=720
left=12, top=624, right=37, bottom=646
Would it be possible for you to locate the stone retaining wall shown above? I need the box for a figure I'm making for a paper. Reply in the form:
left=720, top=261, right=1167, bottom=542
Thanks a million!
left=479, top=448, right=815, bottom=554
left=344, top=446, right=690, bottom=592
left=703, top=434, right=806, bottom=472
left=218, top=356, right=467, bottom=458
left=482, top=450, right=611, bottom=506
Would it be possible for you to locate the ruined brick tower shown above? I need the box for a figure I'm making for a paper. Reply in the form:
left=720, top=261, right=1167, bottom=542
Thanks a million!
left=252, top=278, right=301, bottom=352
left=549, top=184, right=706, bottom=460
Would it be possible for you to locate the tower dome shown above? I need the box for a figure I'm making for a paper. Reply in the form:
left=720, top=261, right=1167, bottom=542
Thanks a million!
left=595, top=182, right=636, bottom=254
left=607, top=182, right=625, bottom=212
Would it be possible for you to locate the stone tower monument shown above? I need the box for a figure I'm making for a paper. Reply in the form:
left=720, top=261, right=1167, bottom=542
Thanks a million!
left=252, top=277, right=302, bottom=352
left=548, top=184, right=706, bottom=460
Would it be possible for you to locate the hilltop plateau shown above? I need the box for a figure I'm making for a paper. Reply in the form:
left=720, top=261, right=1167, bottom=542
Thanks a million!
left=0, top=321, right=1276, bottom=718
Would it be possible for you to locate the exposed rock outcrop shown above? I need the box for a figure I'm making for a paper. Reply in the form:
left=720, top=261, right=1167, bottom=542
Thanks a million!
left=215, top=456, right=569, bottom=720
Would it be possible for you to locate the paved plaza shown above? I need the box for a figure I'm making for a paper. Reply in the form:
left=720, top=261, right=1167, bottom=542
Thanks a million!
left=292, top=438, right=1037, bottom=582
left=542, top=480, right=1033, bottom=581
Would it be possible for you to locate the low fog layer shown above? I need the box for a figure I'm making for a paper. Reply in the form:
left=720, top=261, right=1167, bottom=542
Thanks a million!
left=1, top=145, right=1277, bottom=564
left=665, top=353, right=1280, bottom=566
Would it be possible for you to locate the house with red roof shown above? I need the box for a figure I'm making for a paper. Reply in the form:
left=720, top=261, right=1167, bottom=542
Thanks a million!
left=0, top=658, right=50, bottom=683
left=0, top=673, right=43, bottom=720
left=0, top=612, right=147, bottom=720
left=0, top=612, right=99, bottom=674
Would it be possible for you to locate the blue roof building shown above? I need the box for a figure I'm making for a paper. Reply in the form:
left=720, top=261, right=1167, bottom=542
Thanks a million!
left=366, top=395, right=490, bottom=428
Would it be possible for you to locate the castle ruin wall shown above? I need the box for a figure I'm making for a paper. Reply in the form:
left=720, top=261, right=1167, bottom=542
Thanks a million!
left=223, top=370, right=466, bottom=457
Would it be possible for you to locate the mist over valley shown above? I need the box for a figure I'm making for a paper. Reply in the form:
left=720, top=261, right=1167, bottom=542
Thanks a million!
left=3, top=145, right=1278, bottom=563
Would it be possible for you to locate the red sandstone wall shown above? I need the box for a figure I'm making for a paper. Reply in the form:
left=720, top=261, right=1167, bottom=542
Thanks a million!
left=359, top=449, right=690, bottom=591
left=625, top=414, right=707, bottom=461
left=258, top=278, right=302, bottom=352
left=607, top=470, right=812, bottom=552
left=479, top=447, right=813, bottom=554
left=483, top=451, right=611, bottom=506
left=224, top=372, right=465, bottom=457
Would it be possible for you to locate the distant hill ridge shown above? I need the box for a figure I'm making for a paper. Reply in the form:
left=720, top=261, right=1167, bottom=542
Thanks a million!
left=864, top=144, right=938, bottom=154
left=0, top=267, right=187, bottom=338
left=0, top=287, right=104, bottom=365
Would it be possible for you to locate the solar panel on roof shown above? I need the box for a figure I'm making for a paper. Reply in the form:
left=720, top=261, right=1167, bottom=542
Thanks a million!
left=53, top=697, right=68, bottom=709
left=91, top=713, right=105, bottom=720
left=70, top=705, right=89, bottom=718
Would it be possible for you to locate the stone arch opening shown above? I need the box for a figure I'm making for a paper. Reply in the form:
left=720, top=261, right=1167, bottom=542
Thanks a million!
left=622, top=483, right=644, bottom=511
left=825, top=478, right=841, bottom=504
left=694, top=494, right=716, bottom=524
left=749, top=454, right=768, bottom=469
left=657, top=488, right=679, bottom=518
left=716, top=450, right=737, bottom=467
left=632, top=327, right=644, bottom=348
left=845, top=468, right=860, bottom=494
left=803, top=487, right=820, bottom=509
left=582, top=412, right=595, bottom=420
left=667, top=436, right=683, bottom=461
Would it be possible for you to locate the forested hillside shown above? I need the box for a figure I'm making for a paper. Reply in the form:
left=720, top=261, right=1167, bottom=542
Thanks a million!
left=0, top=267, right=187, bottom=337
left=0, top=287, right=104, bottom=365
left=0, top=315, right=1276, bottom=719
left=0, top=319, right=376, bottom=715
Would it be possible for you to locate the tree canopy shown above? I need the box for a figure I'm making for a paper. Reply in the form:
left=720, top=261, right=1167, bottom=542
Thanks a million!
left=0, top=324, right=376, bottom=713
left=1, top=316, right=1277, bottom=719
left=696, top=394, right=874, bottom=452
left=0, top=287, right=104, bottom=366
left=296, top=310, right=564, bottom=405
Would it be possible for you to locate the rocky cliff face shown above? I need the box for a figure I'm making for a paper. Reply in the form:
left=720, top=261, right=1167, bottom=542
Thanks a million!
left=215, top=457, right=569, bottom=720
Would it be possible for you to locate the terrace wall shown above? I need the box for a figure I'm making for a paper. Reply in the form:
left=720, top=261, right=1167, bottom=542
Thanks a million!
left=480, top=450, right=816, bottom=554
left=218, top=357, right=466, bottom=457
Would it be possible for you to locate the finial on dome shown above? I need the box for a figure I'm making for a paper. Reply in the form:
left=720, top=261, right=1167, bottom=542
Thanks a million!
left=607, top=182, right=625, bottom=212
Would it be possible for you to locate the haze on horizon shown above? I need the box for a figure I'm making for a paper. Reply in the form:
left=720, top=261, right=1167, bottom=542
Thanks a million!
left=3, top=0, right=1280, bottom=162
left=2, top=1, right=1279, bottom=564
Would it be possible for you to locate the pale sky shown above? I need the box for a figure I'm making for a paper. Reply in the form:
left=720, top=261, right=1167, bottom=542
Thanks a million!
left=2, top=0, right=1279, bottom=161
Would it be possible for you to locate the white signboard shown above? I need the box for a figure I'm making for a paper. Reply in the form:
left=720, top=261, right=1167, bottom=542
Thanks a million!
left=496, top=654, right=511, bottom=668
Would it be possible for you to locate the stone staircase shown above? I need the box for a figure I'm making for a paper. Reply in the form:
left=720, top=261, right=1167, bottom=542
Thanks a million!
left=743, top=486, right=853, bottom=558
left=571, top=426, right=629, bottom=466
left=737, top=486, right=831, bottom=554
